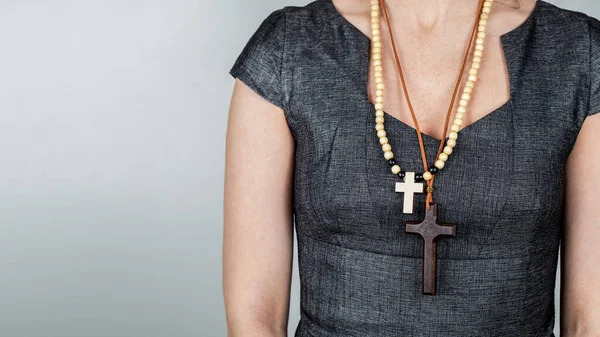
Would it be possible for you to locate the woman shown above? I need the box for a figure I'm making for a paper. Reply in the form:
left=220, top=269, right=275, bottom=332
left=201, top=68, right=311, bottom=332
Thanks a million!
left=223, top=0, right=600, bottom=335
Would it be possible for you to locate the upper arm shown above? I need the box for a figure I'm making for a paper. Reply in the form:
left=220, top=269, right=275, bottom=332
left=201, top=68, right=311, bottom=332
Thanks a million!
left=561, top=113, right=600, bottom=334
left=560, top=14, right=600, bottom=336
left=223, top=8, right=295, bottom=336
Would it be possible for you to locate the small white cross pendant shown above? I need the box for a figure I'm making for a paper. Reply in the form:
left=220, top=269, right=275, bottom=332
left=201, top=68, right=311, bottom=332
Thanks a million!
left=395, top=172, right=424, bottom=214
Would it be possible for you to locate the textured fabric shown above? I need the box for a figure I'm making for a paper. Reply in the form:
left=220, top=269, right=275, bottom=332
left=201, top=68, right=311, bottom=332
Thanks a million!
left=589, top=15, right=600, bottom=116
left=229, top=8, right=288, bottom=109
left=229, top=0, right=600, bottom=336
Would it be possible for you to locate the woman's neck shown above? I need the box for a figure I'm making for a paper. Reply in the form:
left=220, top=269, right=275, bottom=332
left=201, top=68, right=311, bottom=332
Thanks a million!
left=382, top=0, right=519, bottom=33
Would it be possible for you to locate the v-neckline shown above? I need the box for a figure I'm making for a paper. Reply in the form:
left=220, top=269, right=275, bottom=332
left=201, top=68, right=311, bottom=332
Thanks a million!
left=324, top=0, right=542, bottom=142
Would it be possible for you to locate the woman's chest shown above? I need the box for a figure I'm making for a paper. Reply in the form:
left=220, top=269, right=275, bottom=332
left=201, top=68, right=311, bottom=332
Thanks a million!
left=287, top=48, right=579, bottom=258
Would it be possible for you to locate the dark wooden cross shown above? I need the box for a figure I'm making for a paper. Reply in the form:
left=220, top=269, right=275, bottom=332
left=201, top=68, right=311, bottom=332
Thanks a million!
left=405, top=203, right=456, bottom=295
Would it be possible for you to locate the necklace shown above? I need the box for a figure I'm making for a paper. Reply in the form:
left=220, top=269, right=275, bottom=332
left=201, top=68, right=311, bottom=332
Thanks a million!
left=370, top=0, right=494, bottom=294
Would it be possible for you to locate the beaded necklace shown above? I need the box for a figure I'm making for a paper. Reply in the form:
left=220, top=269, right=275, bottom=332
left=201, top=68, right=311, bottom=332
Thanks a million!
left=369, top=0, right=494, bottom=295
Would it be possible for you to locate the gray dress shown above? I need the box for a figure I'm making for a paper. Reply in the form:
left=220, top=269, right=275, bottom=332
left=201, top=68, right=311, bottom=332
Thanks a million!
left=229, top=0, right=600, bottom=336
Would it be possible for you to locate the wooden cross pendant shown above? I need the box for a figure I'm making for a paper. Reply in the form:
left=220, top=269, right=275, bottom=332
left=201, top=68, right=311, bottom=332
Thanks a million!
left=405, top=203, right=456, bottom=295
left=395, top=172, right=424, bottom=214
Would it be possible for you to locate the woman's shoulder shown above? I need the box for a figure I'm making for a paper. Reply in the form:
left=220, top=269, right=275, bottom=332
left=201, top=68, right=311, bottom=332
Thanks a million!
left=228, top=0, right=335, bottom=113
left=531, top=1, right=600, bottom=125
left=278, top=0, right=337, bottom=42
left=534, top=0, right=599, bottom=39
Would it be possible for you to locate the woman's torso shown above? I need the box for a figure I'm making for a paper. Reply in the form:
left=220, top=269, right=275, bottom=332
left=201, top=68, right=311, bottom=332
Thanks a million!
left=265, top=0, right=596, bottom=335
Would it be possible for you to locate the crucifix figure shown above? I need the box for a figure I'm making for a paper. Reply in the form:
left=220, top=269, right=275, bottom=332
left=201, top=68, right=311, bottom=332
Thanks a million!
left=405, top=203, right=456, bottom=295
left=395, top=171, right=424, bottom=214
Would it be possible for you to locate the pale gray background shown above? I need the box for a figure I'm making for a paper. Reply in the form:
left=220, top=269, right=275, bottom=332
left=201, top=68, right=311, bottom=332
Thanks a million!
left=0, top=1, right=596, bottom=337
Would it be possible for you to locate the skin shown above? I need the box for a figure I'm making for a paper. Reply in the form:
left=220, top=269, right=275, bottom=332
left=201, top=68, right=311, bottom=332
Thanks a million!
left=223, top=78, right=295, bottom=337
left=561, top=111, right=600, bottom=335
left=223, top=0, right=600, bottom=335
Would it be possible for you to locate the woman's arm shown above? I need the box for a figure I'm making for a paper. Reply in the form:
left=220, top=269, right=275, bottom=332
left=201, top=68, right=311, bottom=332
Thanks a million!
left=223, top=79, right=295, bottom=337
left=561, top=113, right=600, bottom=336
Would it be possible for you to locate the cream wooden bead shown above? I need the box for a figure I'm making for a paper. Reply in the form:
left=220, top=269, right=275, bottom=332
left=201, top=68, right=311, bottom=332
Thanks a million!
left=391, top=165, right=401, bottom=174
left=475, top=44, right=484, bottom=51
left=459, top=99, right=468, bottom=107
left=382, top=144, right=391, bottom=152
left=376, top=110, right=384, bottom=117
left=482, top=6, right=491, bottom=13
left=464, top=86, right=473, bottom=94
left=469, top=68, right=478, bottom=75
left=454, top=119, right=463, bottom=127
left=375, top=123, right=384, bottom=131
left=376, top=96, right=383, bottom=103
left=373, top=35, right=380, bottom=42
left=435, top=160, right=445, bottom=169
left=473, top=55, right=482, bottom=63
left=447, top=139, right=457, bottom=147
left=456, top=112, right=465, bottom=119
left=458, top=106, right=467, bottom=113
left=376, top=88, right=383, bottom=95
left=466, top=80, right=475, bottom=88
left=423, top=171, right=433, bottom=181
left=376, top=82, right=384, bottom=90
left=451, top=124, right=460, bottom=132
left=378, top=130, right=387, bottom=138
left=373, top=53, right=381, bottom=60
left=472, top=62, right=480, bottom=69
left=375, top=66, right=383, bottom=73
left=375, top=103, right=383, bottom=110
left=468, top=74, right=478, bottom=82
left=379, top=137, right=388, bottom=145
left=474, top=50, right=483, bottom=57
left=477, top=32, right=486, bottom=39
left=443, top=146, right=453, bottom=155
left=375, top=116, right=384, bottom=124
left=374, top=41, right=381, bottom=48
left=479, top=19, right=487, bottom=27
left=449, top=131, right=458, bottom=140
left=375, top=76, right=383, bottom=84
left=384, top=151, right=394, bottom=160
left=439, top=153, right=449, bottom=161
left=461, top=93, right=471, bottom=100
left=372, top=29, right=380, bottom=36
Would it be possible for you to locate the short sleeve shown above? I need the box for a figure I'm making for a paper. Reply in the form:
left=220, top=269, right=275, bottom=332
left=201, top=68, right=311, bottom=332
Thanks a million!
left=588, top=15, right=600, bottom=117
left=229, top=8, right=287, bottom=110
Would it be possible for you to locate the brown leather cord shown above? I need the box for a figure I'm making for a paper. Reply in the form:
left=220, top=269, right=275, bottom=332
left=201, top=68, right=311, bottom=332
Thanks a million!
left=378, top=0, right=486, bottom=210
